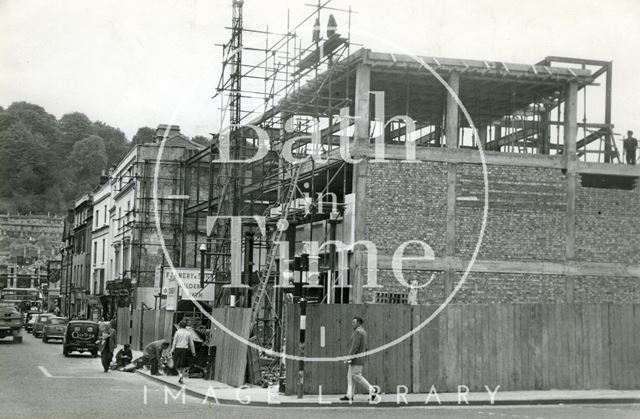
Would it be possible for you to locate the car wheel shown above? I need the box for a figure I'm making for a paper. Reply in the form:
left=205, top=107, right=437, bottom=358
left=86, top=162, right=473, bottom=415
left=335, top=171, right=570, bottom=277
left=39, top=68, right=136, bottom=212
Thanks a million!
left=91, top=351, right=98, bottom=358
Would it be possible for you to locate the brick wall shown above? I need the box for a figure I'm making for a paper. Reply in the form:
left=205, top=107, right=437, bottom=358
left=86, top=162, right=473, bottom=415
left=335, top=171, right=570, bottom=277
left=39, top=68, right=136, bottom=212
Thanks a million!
left=361, top=158, right=640, bottom=305
left=575, top=178, right=640, bottom=263
left=456, top=164, right=566, bottom=260
left=365, top=161, right=447, bottom=255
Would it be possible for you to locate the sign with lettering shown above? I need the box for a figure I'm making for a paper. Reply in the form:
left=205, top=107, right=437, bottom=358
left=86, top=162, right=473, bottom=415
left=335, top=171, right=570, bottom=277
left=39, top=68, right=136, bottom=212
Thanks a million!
left=163, top=268, right=215, bottom=301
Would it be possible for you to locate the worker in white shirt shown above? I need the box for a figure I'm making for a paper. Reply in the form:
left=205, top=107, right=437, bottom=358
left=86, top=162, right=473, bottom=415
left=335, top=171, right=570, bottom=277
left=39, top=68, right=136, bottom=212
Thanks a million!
left=170, top=320, right=196, bottom=384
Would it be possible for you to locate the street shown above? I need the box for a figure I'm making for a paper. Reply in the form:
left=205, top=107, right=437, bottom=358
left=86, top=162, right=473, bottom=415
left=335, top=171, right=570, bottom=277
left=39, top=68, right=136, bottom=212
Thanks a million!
left=0, top=333, right=638, bottom=419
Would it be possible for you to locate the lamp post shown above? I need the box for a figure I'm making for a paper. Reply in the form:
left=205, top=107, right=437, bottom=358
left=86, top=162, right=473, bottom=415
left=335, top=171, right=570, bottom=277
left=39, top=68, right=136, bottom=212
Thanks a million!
left=295, top=254, right=309, bottom=399
left=199, top=243, right=206, bottom=290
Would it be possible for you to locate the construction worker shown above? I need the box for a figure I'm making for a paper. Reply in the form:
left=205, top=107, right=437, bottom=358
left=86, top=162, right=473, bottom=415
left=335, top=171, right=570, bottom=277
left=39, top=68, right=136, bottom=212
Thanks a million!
left=623, top=130, right=638, bottom=165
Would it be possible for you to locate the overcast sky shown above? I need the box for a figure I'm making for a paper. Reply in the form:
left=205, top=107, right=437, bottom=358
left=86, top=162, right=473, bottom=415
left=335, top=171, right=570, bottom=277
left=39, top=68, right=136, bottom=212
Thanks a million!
left=1, top=0, right=639, bottom=140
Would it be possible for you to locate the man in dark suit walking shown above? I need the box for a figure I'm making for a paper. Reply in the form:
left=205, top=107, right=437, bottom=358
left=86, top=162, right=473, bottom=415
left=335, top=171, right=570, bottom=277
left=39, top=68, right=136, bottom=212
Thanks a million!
left=340, top=316, right=378, bottom=401
left=99, top=320, right=117, bottom=373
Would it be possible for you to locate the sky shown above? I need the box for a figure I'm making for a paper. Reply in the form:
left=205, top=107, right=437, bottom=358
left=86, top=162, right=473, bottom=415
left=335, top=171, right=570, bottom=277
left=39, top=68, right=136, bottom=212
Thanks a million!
left=1, top=0, right=639, bottom=141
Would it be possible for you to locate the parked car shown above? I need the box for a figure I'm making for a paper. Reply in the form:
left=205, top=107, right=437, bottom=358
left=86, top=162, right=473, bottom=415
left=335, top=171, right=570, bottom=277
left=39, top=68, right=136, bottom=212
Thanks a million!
left=32, top=313, right=53, bottom=338
left=63, top=320, right=99, bottom=357
left=42, top=316, right=68, bottom=343
left=24, top=310, right=42, bottom=329
left=0, top=303, right=23, bottom=343
left=26, top=316, right=37, bottom=333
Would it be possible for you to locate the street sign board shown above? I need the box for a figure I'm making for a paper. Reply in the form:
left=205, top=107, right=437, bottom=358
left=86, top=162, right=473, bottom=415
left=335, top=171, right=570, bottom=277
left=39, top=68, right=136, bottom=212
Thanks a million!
left=163, top=268, right=215, bottom=301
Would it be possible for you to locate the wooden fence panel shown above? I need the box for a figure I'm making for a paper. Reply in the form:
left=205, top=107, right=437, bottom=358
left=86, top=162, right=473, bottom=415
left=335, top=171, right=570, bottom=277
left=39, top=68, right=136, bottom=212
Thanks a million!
left=282, top=303, right=640, bottom=394
left=162, top=311, right=174, bottom=342
left=116, top=307, right=129, bottom=347
left=210, top=308, right=251, bottom=387
left=142, top=310, right=155, bottom=348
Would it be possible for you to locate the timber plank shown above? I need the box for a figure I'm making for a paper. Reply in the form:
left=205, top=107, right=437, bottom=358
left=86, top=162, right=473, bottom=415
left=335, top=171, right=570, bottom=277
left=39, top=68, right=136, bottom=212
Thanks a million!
left=460, top=304, right=470, bottom=390
left=559, top=304, right=572, bottom=389
left=575, top=304, right=584, bottom=389
left=622, top=305, right=633, bottom=389
left=513, top=304, right=522, bottom=390
left=507, top=304, right=516, bottom=391
left=482, top=305, right=490, bottom=392
left=634, top=304, right=640, bottom=389
left=601, top=303, right=611, bottom=389
left=541, top=304, right=550, bottom=390
left=592, top=304, right=603, bottom=389
left=610, top=304, right=620, bottom=389
left=488, top=304, right=498, bottom=391
left=532, top=304, right=543, bottom=390
left=496, top=305, right=505, bottom=391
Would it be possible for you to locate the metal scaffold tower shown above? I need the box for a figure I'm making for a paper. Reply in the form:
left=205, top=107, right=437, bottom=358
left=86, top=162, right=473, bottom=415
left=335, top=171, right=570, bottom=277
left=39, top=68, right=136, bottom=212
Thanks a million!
left=182, top=0, right=356, bottom=383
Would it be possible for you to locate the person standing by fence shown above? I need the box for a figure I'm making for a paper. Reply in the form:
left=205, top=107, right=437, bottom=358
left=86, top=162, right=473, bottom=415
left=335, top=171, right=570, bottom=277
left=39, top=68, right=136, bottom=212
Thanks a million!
left=340, top=316, right=379, bottom=402
left=623, top=130, right=638, bottom=165
left=170, top=320, right=195, bottom=384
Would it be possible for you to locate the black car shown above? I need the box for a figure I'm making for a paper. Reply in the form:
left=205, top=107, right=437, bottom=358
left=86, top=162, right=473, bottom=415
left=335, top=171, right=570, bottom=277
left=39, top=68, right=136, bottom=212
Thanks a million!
left=62, top=320, right=99, bottom=357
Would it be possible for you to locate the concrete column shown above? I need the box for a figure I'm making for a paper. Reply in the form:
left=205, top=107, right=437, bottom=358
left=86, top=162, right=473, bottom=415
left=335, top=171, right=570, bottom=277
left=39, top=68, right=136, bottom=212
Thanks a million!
left=354, top=64, right=371, bottom=149
left=477, top=124, right=487, bottom=149
left=351, top=63, right=371, bottom=304
left=493, top=125, right=502, bottom=152
left=445, top=72, right=461, bottom=148
left=564, top=81, right=578, bottom=158
left=539, top=111, right=550, bottom=154
left=564, top=81, right=578, bottom=262
left=604, top=62, right=613, bottom=163
left=445, top=164, right=457, bottom=296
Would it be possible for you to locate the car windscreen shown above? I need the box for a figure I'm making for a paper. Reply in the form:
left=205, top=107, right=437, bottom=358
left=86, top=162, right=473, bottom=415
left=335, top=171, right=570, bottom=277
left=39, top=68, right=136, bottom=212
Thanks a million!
left=37, top=316, right=52, bottom=323
left=48, top=318, right=68, bottom=325
left=70, top=324, right=96, bottom=333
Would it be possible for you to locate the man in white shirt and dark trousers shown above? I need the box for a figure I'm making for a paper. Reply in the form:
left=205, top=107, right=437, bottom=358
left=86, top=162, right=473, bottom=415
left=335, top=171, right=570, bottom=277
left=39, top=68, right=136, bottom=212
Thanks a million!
left=171, top=320, right=196, bottom=384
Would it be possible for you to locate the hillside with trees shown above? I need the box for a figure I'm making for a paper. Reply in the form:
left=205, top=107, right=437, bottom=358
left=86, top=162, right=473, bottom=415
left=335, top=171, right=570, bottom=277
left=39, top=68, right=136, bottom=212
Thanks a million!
left=0, top=102, right=132, bottom=214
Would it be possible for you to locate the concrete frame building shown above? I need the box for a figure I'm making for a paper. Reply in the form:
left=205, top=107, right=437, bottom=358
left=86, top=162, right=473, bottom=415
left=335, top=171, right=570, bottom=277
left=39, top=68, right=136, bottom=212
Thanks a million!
left=184, top=41, right=640, bottom=351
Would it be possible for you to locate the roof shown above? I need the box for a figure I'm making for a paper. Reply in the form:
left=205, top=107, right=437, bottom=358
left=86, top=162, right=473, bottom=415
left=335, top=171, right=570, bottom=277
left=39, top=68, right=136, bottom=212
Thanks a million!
left=273, top=48, right=594, bottom=126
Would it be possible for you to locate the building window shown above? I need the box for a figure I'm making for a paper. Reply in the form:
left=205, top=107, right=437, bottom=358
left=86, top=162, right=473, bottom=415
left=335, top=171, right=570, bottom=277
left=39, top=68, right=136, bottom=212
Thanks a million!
left=95, top=210, right=99, bottom=227
left=123, top=245, right=130, bottom=277
left=104, top=205, right=107, bottom=224
left=93, top=242, right=97, bottom=264
left=114, top=249, right=120, bottom=277
left=102, top=238, right=105, bottom=263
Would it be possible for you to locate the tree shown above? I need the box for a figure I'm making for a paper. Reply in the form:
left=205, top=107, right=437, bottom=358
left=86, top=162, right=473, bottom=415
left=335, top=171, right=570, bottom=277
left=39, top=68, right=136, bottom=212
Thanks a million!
left=0, top=121, right=58, bottom=212
left=131, top=126, right=155, bottom=146
left=58, top=112, right=94, bottom=158
left=66, top=135, right=108, bottom=196
left=5, top=102, right=61, bottom=143
left=93, top=121, right=130, bottom=166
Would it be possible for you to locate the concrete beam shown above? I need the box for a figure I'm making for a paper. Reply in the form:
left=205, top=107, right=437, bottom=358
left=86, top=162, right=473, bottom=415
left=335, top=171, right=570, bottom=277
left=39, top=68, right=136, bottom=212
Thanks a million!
left=577, top=161, right=640, bottom=176
left=358, top=144, right=565, bottom=169
left=375, top=255, right=640, bottom=278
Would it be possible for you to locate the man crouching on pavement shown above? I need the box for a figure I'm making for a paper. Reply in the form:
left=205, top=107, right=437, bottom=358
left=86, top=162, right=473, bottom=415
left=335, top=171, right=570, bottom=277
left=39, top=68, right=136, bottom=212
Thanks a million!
left=340, top=316, right=379, bottom=402
left=135, top=339, right=170, bottom=375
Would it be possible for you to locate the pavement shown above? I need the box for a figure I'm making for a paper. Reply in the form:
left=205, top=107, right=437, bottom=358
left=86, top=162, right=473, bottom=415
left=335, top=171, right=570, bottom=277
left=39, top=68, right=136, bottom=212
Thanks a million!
left=132, top=349, right=640, bottom=408
left=4, top=331, right=640, bottom=419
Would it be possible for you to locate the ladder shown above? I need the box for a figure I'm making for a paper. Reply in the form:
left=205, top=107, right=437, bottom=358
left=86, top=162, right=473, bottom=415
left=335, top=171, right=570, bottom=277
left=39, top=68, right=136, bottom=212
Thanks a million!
left=250, top=162, right=303, bottom=328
